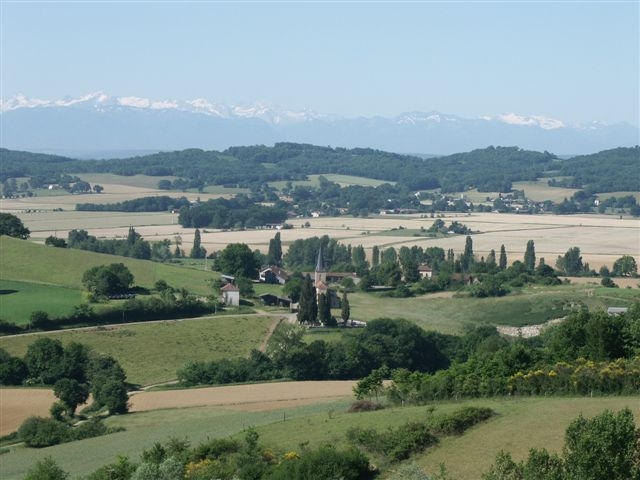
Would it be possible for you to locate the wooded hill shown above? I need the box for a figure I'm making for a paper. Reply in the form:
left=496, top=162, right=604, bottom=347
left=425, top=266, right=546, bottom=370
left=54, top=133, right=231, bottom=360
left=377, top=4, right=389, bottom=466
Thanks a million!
left=2, top=144, right=637, bottom=194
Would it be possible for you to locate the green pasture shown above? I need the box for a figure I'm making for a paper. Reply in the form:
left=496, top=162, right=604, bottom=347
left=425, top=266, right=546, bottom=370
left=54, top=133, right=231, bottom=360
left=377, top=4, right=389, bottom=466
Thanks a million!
left=0, top=280, right=83, bottom=325
left=0, top=315, right=279, bottom=385
left=0, top=236, right=217, bottom=296
left=74, top=173, right=178, bottom=189
left=186, top=185, right=250, bottom=195
left=269, top=173, right=394, bottom=191
left=2, top=394, right=638, bottom=480
left=348, top=284, right=640, bottom=335
left=512, top=179, right=579, bottom=202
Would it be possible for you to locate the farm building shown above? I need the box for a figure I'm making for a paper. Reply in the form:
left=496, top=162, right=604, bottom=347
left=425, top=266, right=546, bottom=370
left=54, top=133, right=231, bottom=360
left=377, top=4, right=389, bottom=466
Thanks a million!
left=220, top=283, right=240, bottom=307
left=259, top=293, right=292, bottom=307
left=259, top=266, right=290, bottom=285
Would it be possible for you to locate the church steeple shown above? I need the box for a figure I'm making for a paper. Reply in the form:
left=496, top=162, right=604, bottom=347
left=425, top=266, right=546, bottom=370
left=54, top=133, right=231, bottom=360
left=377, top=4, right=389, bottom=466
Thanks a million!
left=315, top=245, right=326, bottom=284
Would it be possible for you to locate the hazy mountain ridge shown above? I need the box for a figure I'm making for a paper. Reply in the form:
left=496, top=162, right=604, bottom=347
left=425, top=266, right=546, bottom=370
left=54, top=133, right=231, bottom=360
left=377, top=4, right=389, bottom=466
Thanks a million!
left=1, top=92, right=638, bottom=156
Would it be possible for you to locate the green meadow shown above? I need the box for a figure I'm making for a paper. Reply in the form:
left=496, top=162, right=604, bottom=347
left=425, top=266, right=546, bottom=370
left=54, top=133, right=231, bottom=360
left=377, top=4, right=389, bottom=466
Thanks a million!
left=1, top=395, right=637, bottom=480
left=0, top=236, right=217, bottom=296
left=0, top=279, right=83, bottom=324
left=0, top=315, right=279, bottom=386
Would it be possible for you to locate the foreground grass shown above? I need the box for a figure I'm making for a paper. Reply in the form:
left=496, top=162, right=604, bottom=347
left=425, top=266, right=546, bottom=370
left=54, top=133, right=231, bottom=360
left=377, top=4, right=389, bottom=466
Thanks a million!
left=3, top=394, right=636, bottom=480
left=0, top=236, right=217, bottom=296
left=0, top=279, right=83, bottom=325
left=0, top=399, right=352, bottom=480
left=0, top=315, right=279, bottom=385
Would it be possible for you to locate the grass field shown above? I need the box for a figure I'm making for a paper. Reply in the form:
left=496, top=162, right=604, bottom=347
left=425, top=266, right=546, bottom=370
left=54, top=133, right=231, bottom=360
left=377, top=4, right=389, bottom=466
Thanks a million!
left=2, top=392, right=637, bottom=480
left=269, top=173, right=394, bottom=191
left=348, top=284, right=640, bottom=334
left=0, top=236, right=217, bottom=296
left=0, top=279, right=84, bottom=324
left=0, top=315, right=279, bottom=386
left=73, top=173, right=179, bottom=189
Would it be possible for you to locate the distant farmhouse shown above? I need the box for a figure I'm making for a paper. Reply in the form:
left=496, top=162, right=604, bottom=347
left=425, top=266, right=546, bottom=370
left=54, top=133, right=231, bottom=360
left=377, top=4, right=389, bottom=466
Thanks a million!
left=259, top=266, right=289, bottom=285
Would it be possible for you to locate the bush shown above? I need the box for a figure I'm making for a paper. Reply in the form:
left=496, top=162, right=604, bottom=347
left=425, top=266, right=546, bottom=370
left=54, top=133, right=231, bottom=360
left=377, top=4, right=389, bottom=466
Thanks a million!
left=347, top=421, right=438, bottom=462
left=268, top=444, right=374, bottom=480
left=18, top=416, right=70, bottom=448
left=348, top=400, right=385, bottom=413
left=23, top=457, right=69, bottom=480
left=429, top=407, right=495, bottom=435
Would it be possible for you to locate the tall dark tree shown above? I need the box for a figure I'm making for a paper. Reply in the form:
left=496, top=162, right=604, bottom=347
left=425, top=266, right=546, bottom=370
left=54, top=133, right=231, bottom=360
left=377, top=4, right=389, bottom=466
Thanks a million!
left=486, top=249, right=497, bottom=270
left=524, top=240, right=536, bottom=273
left=341, top=292, right=350, bottom=324
left=53, top=378, right=89, bottom=415
left=0, top=212, right=30, bottom=239
left=461, top=236, right=474, bottom=272
left=499, top=244, right=508, bottom=270
left=297, top=275, right=317, bottom=324
left=371, top=246, right=380, bottom=267
left=190, top=228, right=206, bottom=259
left=317, top=293, right=331, bottom=325
left=267, top=232, right=283, bottom=266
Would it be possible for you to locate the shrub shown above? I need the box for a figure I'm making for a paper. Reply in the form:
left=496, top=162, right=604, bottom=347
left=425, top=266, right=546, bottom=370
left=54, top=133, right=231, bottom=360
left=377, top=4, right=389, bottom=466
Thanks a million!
left=267, top=444, right=374, bottom=480
left=429, top=407, right=495, bottom=435
left=18, top=416, right=70, bottom=448
left=348, top=400, right=385, bottom=413
left=347, top=421, right=438, bottom=462
left=23, top=457, right=68, bottom=480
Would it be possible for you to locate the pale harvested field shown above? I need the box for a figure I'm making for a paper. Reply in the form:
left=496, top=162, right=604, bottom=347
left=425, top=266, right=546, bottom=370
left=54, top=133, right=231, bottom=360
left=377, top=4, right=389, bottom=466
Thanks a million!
left=561, top=276, right=640, bottom=288
left=0, top=381, right=356, bottom=436
left=0, top=185, right=231, bottom=213
left=0, top=388, right=56, bottom=436
left=129, top=381, right=357, bottom=413
left=2, top=209, right=638, bottom=270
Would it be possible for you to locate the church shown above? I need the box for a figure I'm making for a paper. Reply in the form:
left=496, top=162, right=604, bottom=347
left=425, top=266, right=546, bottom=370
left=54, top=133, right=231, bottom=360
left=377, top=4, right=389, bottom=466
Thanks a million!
left=314, top=246, right=341, bottom=309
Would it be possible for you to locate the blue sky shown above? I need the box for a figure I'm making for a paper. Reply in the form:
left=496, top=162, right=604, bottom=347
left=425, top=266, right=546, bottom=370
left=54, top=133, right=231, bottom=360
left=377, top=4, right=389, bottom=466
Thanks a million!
left=1, top=1, right=638, bottom=125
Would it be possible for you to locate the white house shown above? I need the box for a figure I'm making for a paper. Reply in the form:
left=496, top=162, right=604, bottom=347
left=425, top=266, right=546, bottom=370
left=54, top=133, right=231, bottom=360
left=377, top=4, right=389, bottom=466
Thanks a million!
left=220, top=283, right=240, bottom=307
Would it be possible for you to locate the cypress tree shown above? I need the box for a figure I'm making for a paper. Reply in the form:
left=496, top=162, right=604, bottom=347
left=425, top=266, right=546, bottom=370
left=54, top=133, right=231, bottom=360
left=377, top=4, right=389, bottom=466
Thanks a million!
left=341, top=292, right=350, bottom=324
left=524, top=240, right=536, bottom=273
left=372, top=246, right=380, bottom=266
left=499, top=244, right=508, bottom=270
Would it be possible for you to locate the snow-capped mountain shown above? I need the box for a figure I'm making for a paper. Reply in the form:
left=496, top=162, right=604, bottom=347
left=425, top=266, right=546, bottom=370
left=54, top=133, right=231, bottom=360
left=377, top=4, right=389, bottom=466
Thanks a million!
left=1, top=92, right=637, bottom=157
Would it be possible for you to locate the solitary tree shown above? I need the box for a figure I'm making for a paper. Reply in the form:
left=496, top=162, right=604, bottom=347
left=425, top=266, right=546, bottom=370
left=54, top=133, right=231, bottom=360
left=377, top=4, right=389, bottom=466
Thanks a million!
left=341, top=292, right=350, bottom=324
left=556, top=247, right=584, bottom=276
left=267, top=232, right=283, bottom=266
left=499, top=244, right=508, bottom=270
left=461, top=236, right=474, bottom=272
left=0, top=212, right=30, bottom=239
left=214, top=243, right=259, bottom=279
left=612, top=255, right=637, bottom=276
left=190, top=228, right=206, bottom=259
left=524, top=240, right=536, bottom=273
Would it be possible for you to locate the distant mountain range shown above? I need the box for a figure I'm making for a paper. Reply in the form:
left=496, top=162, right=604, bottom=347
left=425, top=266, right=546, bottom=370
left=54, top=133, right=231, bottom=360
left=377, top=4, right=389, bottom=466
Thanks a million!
left=1, top=92, right=638, bottom=157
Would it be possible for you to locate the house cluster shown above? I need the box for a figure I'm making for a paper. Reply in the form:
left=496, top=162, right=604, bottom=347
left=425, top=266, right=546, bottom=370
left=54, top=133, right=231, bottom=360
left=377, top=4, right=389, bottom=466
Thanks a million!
left=218, top=248, right=357, bottom=310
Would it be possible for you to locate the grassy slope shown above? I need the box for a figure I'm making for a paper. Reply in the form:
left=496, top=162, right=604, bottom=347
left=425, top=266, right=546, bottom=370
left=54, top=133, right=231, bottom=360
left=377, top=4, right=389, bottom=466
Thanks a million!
left=2, top=396, right=638, bottom=480
left=348, top=285, right=640, bottom=334
left=0, top=315, right=279, bottom=385
left=0, top=236, right=216, bottom=295
left=0, top=279, right=84, bottom=324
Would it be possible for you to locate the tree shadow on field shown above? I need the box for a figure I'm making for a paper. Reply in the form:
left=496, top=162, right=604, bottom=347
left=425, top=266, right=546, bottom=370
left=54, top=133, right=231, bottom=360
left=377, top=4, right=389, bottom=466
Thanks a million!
left=0, top=289, right=18, bottom=295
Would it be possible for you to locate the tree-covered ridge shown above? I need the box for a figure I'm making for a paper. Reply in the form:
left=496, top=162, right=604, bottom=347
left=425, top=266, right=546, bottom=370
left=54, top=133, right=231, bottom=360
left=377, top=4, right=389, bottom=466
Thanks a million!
left=551, top=146, right=640, bottom=192
left=1, top=144, right=558, bottom=193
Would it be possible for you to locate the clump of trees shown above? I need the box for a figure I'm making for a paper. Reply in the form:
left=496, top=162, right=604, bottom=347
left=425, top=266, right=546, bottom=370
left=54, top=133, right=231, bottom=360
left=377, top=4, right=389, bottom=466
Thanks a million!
left=2, top=339, right=129, bottom=448
left=0, top=212, right=30, bottom=239
left=82, top=263, right=134, bottom=299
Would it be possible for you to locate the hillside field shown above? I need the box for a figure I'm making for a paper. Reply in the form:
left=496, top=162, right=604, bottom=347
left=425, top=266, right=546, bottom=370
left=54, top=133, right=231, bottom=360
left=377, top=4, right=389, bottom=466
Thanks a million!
left=0, top=388, right=637, bottom=480
left=0, top=315, right=280, bottom=386
left=0, top=236, right=216, bottom=295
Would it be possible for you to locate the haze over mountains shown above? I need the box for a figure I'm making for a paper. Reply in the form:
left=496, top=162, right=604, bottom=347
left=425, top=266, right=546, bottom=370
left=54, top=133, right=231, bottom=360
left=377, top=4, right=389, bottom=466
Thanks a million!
left=1, top=92, right=638, bottom=158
